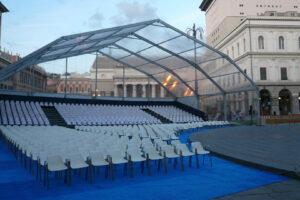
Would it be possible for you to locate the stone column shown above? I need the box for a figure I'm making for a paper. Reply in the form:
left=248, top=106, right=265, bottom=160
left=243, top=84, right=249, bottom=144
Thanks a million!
left=133, top=84, right=137, bottom=97
left=292, top=93, right=300, bottom=114
left=142, top=84, right=146, bottom=98
left=271, top=96, right=280, bottom=115
left=114, top=85, right=118, bottom=97
left=123, top=84, right=127, bottom=98
left=152, top=84, right=156, bottom=98
left=160, top=86, right=164, bottom=98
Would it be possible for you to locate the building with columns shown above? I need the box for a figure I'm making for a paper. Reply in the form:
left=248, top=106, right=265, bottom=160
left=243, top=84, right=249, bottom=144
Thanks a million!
left=57, top=56, right=167, bottom=98
left=200, top=0, right=300, bottom=115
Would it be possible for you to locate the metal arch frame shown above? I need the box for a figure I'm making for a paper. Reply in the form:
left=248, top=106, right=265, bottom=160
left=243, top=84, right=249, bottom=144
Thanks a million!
left=132, top=32, right=226, bottom=95
left=98, top=50, right=176, bottom=98
left=0, top=18, right=259, bottom=101
left=0, top=37, right=64, bottom=81
left=113, top=44, right=196, bottom=95
left=157, top=19, right=259, bottom=93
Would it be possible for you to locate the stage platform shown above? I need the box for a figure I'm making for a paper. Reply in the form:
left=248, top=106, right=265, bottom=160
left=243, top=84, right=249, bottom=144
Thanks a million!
left=189, top=124, right=300, bottom=178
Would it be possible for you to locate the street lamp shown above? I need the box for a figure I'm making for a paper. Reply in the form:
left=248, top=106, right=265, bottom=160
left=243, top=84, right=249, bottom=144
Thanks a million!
left=186, top=23, right=204, bottom=109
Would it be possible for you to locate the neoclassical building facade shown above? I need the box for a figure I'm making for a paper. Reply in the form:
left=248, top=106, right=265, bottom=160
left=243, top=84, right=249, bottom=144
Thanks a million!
left=205, top=14, right=300, bottom=115
left=57, top=56, right=167, bottom=98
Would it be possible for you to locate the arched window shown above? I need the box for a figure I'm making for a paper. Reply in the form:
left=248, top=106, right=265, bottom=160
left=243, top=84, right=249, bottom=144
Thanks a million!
left=279, top=36, right=284, bottom=49
left=258, top=36, right=264, bottom=49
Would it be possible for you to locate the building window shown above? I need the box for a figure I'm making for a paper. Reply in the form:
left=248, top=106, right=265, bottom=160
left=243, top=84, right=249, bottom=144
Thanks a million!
left=258, top=36, right=264, bottom=49
left=281, top=67, right=288, bottom=80
left=243, top=38, right=246, bottom=52
left=76, top=87, right=78, bottom=92
left=232, top=46, right=234, bottom=58
left=70, top=87, right=73, bottom=93
left=227, top=50, right=229, bottom=56
left=81, top=87, right=84, bottom=93
left=298, top=37, right=300, bottom=49
left=237, top=43, right=240, bottom=56
left=260, top=67, right=267, bottom=80
left=279, top=36, right=284, bottom=49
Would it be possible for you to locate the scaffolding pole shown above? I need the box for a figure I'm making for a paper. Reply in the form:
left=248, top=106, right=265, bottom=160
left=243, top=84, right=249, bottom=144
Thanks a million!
left=64, top=58, right=68, bottom=98
left=223, top=94, right=227, bottom=121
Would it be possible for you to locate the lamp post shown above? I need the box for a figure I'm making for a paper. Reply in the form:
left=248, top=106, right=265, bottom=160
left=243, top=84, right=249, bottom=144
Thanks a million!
left=186, top=24, right=204, bottom=109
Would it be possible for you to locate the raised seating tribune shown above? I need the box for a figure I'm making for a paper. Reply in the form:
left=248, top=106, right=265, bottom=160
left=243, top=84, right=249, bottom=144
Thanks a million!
left=0, top=100, right=49, bottom=126
left=55, top=103, right=161, bottom=126
left=0, top=123, right=217, bottom=188
left=145, top=105, right=202, bottom=123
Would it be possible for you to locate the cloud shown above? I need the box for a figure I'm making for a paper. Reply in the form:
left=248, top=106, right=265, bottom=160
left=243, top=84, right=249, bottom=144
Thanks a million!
left=110, top=1, right=157, bottom=25
left=86, top=10, right=104, bottom=28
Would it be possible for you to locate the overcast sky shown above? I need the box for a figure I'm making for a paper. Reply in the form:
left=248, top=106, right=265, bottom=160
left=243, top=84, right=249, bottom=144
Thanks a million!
left=1, top=0, right=206, bottom=73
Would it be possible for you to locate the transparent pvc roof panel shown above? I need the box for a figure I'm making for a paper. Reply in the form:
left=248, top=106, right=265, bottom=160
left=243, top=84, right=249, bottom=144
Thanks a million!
left=101, top=47, right=131, bottom=58
left=137, top=63, right=167, bottom=75
left=70, top=42, right=98, bottom=52
left=85, top=30, right=119, bottom=42
left=173, top=66, right=198, bottom=83
left=53, top=35, right=88, bottom=48
left=116, top=24, right=147, bottom=36
left=115, top=37, right=153, bottom=53
left=160, top=36, right=203, bottom=54
left=135, top=23, right=181, bottom=44
left=41, top=46, right=72, bottom=58
left=155, top=56, right=190, bottom=71
left=139, top=46, right=170, bottom=60
left=121, top=55, right=149, bottom=67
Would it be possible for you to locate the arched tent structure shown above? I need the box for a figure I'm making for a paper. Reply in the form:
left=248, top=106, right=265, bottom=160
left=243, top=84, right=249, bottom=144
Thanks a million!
left=0, top=19, right=259, bottom=120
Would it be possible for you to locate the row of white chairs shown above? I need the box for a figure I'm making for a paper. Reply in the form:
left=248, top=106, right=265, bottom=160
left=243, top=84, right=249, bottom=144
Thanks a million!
left=0, top=100, right=50, bottom=126
left=0, top=124, right=211, bottom=189
left=145, top=105, right=203, bottom=123
left=55, top=103, right=161, bottom=126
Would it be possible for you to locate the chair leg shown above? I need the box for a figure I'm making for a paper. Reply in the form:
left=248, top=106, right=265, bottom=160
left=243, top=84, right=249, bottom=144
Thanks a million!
left=123, top=163, right=127, bottom=176
left=180, top=152, right=184, bottom=171
left=90, top=162, right=93, bottom=184
left=36, top=162, right=39, bottom=180
left=109, top=157, right=114, bottom=181
left=173, top=157, right=177, bottom=169
left=157, top=160, right=161, bottom=171
left=141, top=161, right=144, bottom=174
left=195, top=149, right=199, bottom=169
left=79, top=168, right=82, bottom=177
left=105, top=166, right=108, bottom=178
left=85, top=167, right=88, bottom=181
left=146, top=155, right=151, bottom=176
left=64, top=170, right=68, bottom=184
left=68, top=162, right=72, bottom=186
left=47, top=168, right=50, bottom=190
left=43, top=166, right=46, bottom=186
left=129, top=156, right=133, bottom=178
left=40, top=164, right=42, bottom=182
left=164, top=152, right=168, bottom=174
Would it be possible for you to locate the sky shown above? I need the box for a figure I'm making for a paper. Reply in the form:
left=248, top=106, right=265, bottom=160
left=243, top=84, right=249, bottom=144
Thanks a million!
left=1, top=0, right=206, bottom=73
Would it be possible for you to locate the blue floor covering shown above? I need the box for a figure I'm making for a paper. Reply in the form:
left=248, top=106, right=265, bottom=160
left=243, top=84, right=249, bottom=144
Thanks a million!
left=0, top=128, right=287, bottom=200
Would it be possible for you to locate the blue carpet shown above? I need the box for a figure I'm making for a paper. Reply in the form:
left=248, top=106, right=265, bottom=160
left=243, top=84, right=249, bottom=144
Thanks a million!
left=0, top=128, right=287, bottom=200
